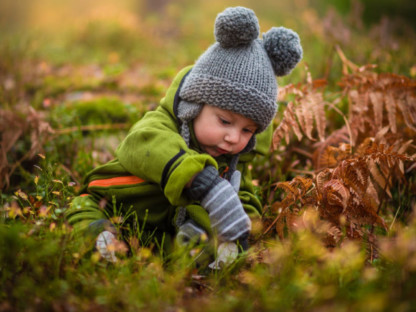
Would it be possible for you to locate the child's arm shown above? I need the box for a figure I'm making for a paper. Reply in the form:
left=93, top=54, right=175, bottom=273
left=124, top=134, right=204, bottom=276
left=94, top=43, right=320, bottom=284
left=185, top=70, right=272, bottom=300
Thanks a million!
left=116, top=106, right=217, bottom=207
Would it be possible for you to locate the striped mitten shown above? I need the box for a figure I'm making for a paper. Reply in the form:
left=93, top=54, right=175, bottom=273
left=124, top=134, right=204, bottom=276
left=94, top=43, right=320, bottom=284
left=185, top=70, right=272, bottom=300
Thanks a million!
left=186, top=166, right=251, bottom=242
left=176, top=219, right=207, bottom=247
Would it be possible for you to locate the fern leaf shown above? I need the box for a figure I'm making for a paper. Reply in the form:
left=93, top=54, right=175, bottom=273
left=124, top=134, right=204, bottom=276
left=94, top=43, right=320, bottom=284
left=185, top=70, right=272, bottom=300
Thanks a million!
left=366, top=180, right=380, bottom=211
left=385, top=92, right=397, bottom=133
left=405, top=92, right=416, bottom=125
left=272, top=120, right=289, bottom=150
left=332, top=160, right=369, bottom=198
left=272, top=102, right=301, bottom=149
left=275, top=181, right=299, bottom=197
left=368, top=158, right=392, bottom=198
left=275, top=210, right=286, bottom=240
left=397, top=139, right=413, bottom=154
left=398, top=97, right=416, bottom=132
left=292, top=176, right=313, bottom=193
left=299, top=97, right=315, bottom=140
left=317, top=146, right=340, bottom=169
left=348, top=90, right=368, bottom=133
left=310, top=91, right=327, bottom=142
left=316, top=169, right=333, bottom=194
left=287, top=102, right=303, bottom=141
left=322, top=179, right=350, bottom=211
left=369, top=91, right=384, bottom=130
left=374, top=126, right=390, bottom=144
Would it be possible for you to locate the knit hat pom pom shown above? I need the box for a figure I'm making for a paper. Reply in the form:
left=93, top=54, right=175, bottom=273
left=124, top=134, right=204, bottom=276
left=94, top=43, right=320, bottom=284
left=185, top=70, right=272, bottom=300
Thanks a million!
left=214, top=7, right=259, bottom=48
left=263, top=27, right=303, bottom=77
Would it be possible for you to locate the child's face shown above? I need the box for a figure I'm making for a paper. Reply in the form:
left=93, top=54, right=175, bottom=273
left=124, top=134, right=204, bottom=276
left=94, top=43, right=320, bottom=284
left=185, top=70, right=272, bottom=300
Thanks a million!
left=193, top=105, right=257, bottom=157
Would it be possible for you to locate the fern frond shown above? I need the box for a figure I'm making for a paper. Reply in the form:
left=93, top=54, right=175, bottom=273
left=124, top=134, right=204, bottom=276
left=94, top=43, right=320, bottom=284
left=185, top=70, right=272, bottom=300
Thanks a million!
left=321, top=179, right=350, bottom=211
left=369, top=91, right=384, bottom=131
left=333, top=159, right=369, bottom=198
left=310, top=91, right=327, bottom=142
left=397, top=97, right=416, bottom=132
left=368, top=158, right=392, bottom=198
left=273, top=102, right=302, bottom=149
left=299, top=97, right=315, bottom=140
left=316, top=169, right=333, bottom=193
left=385, top=92, right=397, bottom=133
left=287, top=102, right=303, bottom=142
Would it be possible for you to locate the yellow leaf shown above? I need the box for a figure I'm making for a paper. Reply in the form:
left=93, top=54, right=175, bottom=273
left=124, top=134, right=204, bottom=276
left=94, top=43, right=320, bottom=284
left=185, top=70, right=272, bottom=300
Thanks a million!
left=34, top=176, right=39, bottom=185
left=38, top=206, right=50, bottom=217
left=50, top=223, right=56, bottom=231
left=8, top=202, right=23, bottom=219
left=38, top=154, right=46, bottom=159
left=16, top=189, right=28, bottom=201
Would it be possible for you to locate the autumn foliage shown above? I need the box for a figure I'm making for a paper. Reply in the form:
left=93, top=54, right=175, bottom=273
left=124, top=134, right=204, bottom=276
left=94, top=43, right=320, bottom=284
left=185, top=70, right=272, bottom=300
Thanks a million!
left=266, top=47, right=416, bottom=257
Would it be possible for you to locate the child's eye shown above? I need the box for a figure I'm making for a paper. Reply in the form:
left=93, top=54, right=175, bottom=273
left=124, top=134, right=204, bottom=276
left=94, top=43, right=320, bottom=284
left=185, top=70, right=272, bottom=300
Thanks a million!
left=219, top=118, right=230, bottom=125
left=243, top=128, right=255, bottom=134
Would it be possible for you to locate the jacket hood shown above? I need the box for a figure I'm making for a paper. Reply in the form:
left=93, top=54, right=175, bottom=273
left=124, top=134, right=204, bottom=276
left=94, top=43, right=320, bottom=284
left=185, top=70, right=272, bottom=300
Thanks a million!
left=159, top=66, right=193, bottom=124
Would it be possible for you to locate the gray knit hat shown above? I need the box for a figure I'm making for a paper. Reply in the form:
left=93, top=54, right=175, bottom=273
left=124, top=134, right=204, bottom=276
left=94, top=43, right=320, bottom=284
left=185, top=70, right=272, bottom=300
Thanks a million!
left=178, top=6, right=303, bottom=136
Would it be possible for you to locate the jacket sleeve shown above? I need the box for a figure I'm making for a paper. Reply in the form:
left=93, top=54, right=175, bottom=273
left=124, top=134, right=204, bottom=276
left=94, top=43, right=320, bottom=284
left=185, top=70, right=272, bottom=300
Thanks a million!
left=116, top=106, right=217, bottom=207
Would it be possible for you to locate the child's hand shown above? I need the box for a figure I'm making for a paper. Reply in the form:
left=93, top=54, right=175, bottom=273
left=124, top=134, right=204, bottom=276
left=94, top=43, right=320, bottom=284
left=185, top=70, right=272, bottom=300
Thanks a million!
left=176, top=220, right=207, bottom=247
left=229, top=170, right=241, bottom=193
left=186, top=166, right=251, bottom=242
left=202, top=177, right=251, bottom=241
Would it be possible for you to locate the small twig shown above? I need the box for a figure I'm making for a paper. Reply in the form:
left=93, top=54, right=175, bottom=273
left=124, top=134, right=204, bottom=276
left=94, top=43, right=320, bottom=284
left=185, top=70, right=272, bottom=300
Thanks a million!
left=53, top=123, right=129, bottom=136
left=325, top=101, right=354, bottom=148
left=291, top=147, right=313, bottom=159
left=335, top=44, right=359, bottom=74
left=288, top=168, right=315, bottom=176
left=59, top=163, right=80, bottom=186
left=261, top=208, right=287, bottom=237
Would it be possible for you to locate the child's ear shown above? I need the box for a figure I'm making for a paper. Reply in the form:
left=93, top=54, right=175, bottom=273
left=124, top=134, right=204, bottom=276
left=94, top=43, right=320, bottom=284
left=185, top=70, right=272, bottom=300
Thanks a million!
left=262, top=27, right=303, bottom=77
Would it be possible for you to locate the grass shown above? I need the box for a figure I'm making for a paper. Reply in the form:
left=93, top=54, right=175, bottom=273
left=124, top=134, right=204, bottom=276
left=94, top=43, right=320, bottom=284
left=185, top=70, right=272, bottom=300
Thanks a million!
left=1, top=0, right=415, bottom=310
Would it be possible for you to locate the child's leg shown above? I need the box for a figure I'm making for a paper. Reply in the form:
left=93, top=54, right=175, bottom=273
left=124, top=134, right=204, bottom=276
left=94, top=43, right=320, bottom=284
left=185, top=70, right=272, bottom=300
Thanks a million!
left=66, top=194, right=109, bottom=237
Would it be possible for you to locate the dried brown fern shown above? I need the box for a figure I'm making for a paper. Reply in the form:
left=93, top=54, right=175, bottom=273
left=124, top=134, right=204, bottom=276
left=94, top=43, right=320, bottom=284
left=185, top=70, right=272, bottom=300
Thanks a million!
left=268, top=49, right=415, bottom=255
left=264, top=176, right=316, bottom=240
left=273, top=47, right=416, bottom=152
left=265, top=140, right=414, bottom=252
left=0, top=107, right=54, bottom=189
left=273, top=70, right=329, bottom=150
left=337, top=46, right=416, bottom=145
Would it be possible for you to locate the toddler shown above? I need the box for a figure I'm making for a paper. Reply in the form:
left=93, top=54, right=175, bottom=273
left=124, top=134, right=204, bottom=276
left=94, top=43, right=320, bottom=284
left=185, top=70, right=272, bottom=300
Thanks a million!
left=66, top=6, right=302, bottom=265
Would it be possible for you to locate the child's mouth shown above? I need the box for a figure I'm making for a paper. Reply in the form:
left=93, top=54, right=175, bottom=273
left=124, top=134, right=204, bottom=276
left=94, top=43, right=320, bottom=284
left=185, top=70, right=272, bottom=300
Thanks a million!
left=216, top=147, right=230, bottom=155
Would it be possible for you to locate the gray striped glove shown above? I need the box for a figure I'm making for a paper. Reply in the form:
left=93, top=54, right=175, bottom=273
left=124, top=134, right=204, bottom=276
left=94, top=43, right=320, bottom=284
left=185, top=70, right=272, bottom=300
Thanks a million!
left=186, top=166, right=251, bottom=242
left=176, top=220, right=207, bottom=247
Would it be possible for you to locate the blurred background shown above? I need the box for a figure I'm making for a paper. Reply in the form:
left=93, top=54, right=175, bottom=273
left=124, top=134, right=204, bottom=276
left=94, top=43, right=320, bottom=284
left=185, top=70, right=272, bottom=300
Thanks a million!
left=1, top=0, right=415, bottom=80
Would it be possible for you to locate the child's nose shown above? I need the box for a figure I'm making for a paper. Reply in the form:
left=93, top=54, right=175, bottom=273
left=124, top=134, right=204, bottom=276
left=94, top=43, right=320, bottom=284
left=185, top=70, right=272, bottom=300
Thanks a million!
left=224, top=128, right=240, bottom=144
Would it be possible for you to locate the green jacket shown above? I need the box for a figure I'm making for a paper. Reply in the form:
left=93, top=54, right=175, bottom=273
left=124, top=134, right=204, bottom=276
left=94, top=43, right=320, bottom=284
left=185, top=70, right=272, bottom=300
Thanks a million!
left=67, top=66, right=272, bottom=241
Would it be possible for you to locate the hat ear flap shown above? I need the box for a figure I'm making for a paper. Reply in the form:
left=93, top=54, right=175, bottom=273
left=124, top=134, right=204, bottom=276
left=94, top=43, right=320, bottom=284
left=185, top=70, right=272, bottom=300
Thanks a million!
left=177, top=100, right=203, bottom=122
left=263, top=27, right=303, bottom=77
left=177, top=100, right=203, bottom=146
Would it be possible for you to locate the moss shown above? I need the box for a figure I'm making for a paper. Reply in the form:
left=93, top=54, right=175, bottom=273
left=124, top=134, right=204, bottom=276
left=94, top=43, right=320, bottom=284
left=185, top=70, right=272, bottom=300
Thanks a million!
left=62, top=97, right=138, bottom=126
